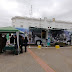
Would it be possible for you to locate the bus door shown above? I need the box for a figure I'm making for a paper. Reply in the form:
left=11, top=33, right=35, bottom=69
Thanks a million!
left=42, top=30, right=46, bottom=39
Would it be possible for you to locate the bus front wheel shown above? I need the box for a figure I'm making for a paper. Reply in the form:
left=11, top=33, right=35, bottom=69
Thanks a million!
left=36, top=40, right=41, bottom=45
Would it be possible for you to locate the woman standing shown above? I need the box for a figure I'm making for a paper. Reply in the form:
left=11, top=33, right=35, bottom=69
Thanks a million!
left=24, top=37, right=28, bottom=52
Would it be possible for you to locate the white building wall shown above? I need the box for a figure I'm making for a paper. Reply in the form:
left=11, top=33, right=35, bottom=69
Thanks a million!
left=12, top=18, right=41, bottom=29
left=12, top=16, right=72, bottom=30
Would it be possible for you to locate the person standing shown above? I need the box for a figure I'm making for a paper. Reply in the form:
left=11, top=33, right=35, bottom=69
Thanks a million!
left=3, top=35, right=7, bottom=47
left=15, top=35, right=17, bottom=45
left=10, top=35, right=14, bottom=44
left=22, top=37, right=24, bottom=46
left=0, top=34, right=3, bottom=53
left=19, top=36, right=23, bottom=53
left=14, top=35, right=18, bottom=51
left=24, top=37, right=28, bottom=52
left=47, top=37, right=51, bottom=46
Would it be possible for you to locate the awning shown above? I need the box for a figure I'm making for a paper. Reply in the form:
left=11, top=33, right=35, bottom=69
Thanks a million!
left=16, top=28, right=29, bottom=33
left=0, top=27, right=19, bottom=33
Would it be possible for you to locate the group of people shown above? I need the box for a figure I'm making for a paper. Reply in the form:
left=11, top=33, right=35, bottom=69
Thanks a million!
left=0, top=34, right=7, bottom=53
left=0, top=34, right=28, bottom=54
left=10, top=35, right=28, bottom=53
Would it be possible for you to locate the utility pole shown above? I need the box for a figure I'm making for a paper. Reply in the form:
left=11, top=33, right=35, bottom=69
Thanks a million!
left=40, top=18, right=41, bottom=28
left=29, top=5, right=32, bottom=18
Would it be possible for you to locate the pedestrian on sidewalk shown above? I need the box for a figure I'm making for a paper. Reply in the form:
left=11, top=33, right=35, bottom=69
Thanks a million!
left=24, top=37, right=28, bottom=52
left=10, top=35, right=14, bottom=44
left=0, top=34, right=3, bottom=53
left=3, top=35, right=7, bottom=47
left=19, top=35, right=23, bottom=53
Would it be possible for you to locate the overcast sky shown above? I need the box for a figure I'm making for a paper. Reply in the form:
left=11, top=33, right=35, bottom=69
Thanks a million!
left=0, top=0, right=72, bottom=27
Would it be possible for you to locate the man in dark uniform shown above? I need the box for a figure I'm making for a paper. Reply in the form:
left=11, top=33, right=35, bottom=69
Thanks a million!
left=0, top=34, right=3, bottom=53
left=15, top=35, right=17, bottom=45
left=3, top=35, right=7, bottom=47
left=24, top=37, right=28, bottom=52
left=19, top=35, right=23, bottom=53
left=10, top=35, right=14, bottom=44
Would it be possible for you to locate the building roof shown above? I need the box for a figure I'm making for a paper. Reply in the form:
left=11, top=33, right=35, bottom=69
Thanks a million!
left=11, top=16, right=43, bottom=21
left=11, top=16, right=72, bottom=24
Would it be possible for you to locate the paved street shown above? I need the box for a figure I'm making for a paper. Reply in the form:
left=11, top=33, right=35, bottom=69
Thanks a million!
left=31, top=47, right=72, bottom=72
left=0, top=51, right=45, bottom=72
left=0, top=47, right=72, bottom=72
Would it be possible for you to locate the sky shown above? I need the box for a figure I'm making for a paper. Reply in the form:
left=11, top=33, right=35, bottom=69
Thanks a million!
left=0, top=0, right=72, bottom=27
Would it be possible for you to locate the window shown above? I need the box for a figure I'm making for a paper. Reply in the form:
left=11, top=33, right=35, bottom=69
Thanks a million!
left=20, top=25, right=23, bottom=27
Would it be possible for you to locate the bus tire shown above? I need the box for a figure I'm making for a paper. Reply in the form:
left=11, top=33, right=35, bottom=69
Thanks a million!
left=36, top=40, right=41, bottom=45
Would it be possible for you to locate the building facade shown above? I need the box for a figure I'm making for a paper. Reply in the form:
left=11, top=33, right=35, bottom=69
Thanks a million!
left=11, top=16, right=72, bottom=30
